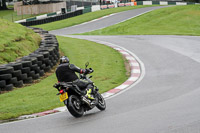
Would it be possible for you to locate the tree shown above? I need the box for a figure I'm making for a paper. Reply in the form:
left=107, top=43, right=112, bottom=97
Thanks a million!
left=0, top=0, right=8, bottom=10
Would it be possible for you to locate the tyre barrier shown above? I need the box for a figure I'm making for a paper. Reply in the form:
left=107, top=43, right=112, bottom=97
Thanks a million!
left=0, top=27, right=60, bottom=92
left=19, top=10, right=83, bottom=26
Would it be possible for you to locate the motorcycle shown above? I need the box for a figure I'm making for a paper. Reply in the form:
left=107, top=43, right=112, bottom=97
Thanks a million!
left=53, top=62, right=106, bottom=118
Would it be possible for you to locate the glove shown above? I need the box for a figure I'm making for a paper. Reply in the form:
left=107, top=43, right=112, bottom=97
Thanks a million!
left=85, top=69, right=90, bottom=74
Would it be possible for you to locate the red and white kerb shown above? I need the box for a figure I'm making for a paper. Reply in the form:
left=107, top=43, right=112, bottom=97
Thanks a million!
left=101, top=45, right=141, bottom=99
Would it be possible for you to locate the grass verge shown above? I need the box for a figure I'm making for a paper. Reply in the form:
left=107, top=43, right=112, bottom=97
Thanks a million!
left=34, top=5, right=157, bottom=31
left=0, top=19, right=41, bottom=65
left=0, top=36, right=128, bottom=120
left=0, top=10, right=43, bottom=22
left=82, top=5, right=200, bottom=36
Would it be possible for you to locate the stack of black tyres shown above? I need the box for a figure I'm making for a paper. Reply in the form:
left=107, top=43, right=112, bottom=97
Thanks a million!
left=0, top=66, right=16, bottom=91
left=0, top=27, right=59, bottom=92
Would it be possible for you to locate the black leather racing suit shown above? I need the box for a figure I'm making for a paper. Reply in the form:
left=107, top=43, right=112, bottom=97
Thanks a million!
left=55, top=63, right=93, bottom=91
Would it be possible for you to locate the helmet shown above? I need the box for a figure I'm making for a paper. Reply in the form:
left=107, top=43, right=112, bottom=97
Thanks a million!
left=60, top=56, right=69, bottom=64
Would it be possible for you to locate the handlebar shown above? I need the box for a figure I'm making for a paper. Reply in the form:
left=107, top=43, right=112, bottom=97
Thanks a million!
left=79, top=68, right=94, bottom=80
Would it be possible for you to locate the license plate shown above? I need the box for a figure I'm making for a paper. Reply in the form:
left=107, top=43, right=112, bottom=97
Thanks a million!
left=59, top=92, right=68, bottom=102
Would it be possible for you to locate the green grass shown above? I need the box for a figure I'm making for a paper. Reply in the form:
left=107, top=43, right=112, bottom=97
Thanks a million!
left=57, top=36, right=128, bottom=91
left=0, top=36, right=128, bottom=120
left=0, top=19, right=41, bottom=64
left=82, top=5, right=200, bottom=36
left=0, top=9, right=43, bottom=22
left=34, top=5, right=157, bottom=31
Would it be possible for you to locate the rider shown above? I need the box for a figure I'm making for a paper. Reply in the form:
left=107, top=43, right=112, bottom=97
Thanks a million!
left=55, top=56, right=94, bottom=100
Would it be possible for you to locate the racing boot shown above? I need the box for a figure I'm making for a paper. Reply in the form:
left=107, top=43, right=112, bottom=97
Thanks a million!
left=86, top=88, right=94, bottom=100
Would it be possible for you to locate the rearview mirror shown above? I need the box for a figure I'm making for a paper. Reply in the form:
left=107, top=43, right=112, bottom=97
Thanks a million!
left=85, top=62, right=89, bottom=68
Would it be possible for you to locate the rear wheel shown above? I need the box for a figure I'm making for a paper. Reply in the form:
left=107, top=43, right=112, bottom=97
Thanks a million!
left=96, top=92, right=106, bottom=111
left=67, top=95, right=84, bottom=118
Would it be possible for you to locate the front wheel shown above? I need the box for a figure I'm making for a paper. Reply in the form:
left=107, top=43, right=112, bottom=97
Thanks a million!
left=96, top=92, right=106, bottom=111
left=67, top=95, right=84, bottom=118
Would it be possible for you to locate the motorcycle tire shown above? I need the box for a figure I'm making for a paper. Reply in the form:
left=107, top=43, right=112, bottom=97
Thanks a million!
left=67, top=95, right=84, bottom=118
left=96, top=92, right=106, bottom=111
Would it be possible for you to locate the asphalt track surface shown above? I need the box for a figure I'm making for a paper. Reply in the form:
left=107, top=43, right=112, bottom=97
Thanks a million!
left=50, top=6, right=169, bottom=35
left=1, top=6, right=200, bottom=133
